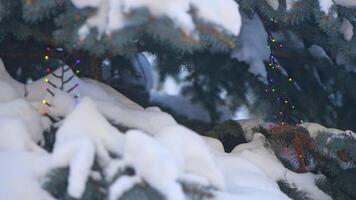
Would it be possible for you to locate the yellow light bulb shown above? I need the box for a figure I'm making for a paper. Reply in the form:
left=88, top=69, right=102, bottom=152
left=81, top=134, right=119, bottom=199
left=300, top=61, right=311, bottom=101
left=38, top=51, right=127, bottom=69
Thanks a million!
left=45, top=78, right=49, bottom=83
left=42, top=99, right=47, bottom=104
left=44, top=55, right=49, bottom=60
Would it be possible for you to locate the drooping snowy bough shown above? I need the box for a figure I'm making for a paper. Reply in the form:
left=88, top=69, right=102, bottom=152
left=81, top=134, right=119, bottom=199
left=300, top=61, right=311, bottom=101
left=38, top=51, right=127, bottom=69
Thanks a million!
left=71, top=0, right=242, bottom=40
left=0, top=59, right=340, bottom=200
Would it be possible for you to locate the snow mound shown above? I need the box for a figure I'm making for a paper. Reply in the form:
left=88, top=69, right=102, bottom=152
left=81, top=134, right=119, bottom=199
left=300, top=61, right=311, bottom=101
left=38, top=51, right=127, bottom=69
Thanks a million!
left=0, top=117, right=45, bottom=152
left=0, top=99, right=48, bottom=144
left=202, top=136, right=225, bottom=153
left=0, top=80, right=22, bottom=102
left=0, top=150, right=53, bottom=200
left=231, top=133, right=332, bottom=200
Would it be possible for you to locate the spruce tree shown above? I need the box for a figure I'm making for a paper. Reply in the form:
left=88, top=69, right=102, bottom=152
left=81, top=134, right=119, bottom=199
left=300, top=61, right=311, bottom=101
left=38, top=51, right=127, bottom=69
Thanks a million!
left=0, top=0, right=355, bottom=130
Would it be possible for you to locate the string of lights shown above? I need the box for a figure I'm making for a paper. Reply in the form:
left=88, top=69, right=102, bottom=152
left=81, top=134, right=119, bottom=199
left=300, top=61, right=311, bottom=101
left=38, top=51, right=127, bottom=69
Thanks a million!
left=41, top=46, right=82, bottom=113
left=265, top=17, right=304, bottom=125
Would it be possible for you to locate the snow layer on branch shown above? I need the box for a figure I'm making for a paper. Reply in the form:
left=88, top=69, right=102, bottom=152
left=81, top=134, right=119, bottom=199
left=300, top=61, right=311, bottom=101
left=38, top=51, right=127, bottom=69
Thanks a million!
left=265, top=0, right=279, bottom=10
left=98, top=100, right=177, bottom=134
left=0, top=150, right=53, bottom=200
left=109, top=128, right=225, bottom=199
left=300, top=122, right=347, bottom=139
left=339, top=18, right=354, bottom=41
left=317, top=0, right=356, bottom=14
left=52, top=97, right=125, bottom=198
left=150, top=92, right=213, bottom=122
left=286, top=0, right=299, bottom=10
left=72, top=0, right=241, bottom=40
left=318, top=0, right=334, bottom=14
left=157, top=124, right=225, bottom=190
left=120, top=130, right=185, bottom=200
left=190, top=0, right=241, bottom=35
left=237, top=119, right=264, bottom=142
left=335, top=0, right=356, bottom=8
left=232, top=13, right=269, bottom=83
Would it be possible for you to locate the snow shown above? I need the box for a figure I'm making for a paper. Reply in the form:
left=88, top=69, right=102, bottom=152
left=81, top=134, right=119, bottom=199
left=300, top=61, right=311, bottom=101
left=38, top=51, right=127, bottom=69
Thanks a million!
left=232, top=105, right=251, bottom=120
left=265, top=0, right=279, bottom=10
left=156, top=124, right=225, bottom=190
left=232, top=13, right=269, bottom=83
left=45, top=89, right=76, bottom=117
left=309, top=45, right=332, bottom=63
left=231, top=133, right=332, bottom=200
left=130, top=53, right=154, bottom=91
left=339, top=18, right=354, bottom=41
left=237, top=119, right=264, bottom=141
left=0, top=61, right=350, bottom=200
left=318, top=0, right=334, bottom=14
left=190, top=0, right=241, bottom=35
left=26, top=66, right=143, bottom=115
left=25, top=65, right=81, bottom=115
left=286, top=0, right=299, bottom=10
left=0, top=99, right=49, bottom=144
left=118, top=130, right=185, bottom=200
left=51, top=97, right=125, bottom=198
left=160, top=76, right=182, bottom=96
left=213, top=152, right=287, bottom=197
left=203, top=136, right=289, bottom=199
left=150, top=92, right=213, bottom=122
left=334, top=0, right=356, bottom=8
left=71, top=0, right=101, bottom=8
left=0, top=59, right=25, bottom=98
left=73, top=0, right=241, bottom=40
left=0, top=117, right=45, bottom=152
left=0, top=80, right=22, bottom=102
left=0, top=150, right=53, bottom=200
left=300, top=122, right=345, bottom=139
left=214, top=190, right=288, bottom=200
left=109, top=175, right=142, bottom=200
left=25, top=65, right=179, bottom=135
left=316, top=0, right=356, bottom=15
left=98, top=100, right=177, bottom=134
left=202, top=136, right=225, bottom=153
left=108, top=128, right=226, bottom=200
